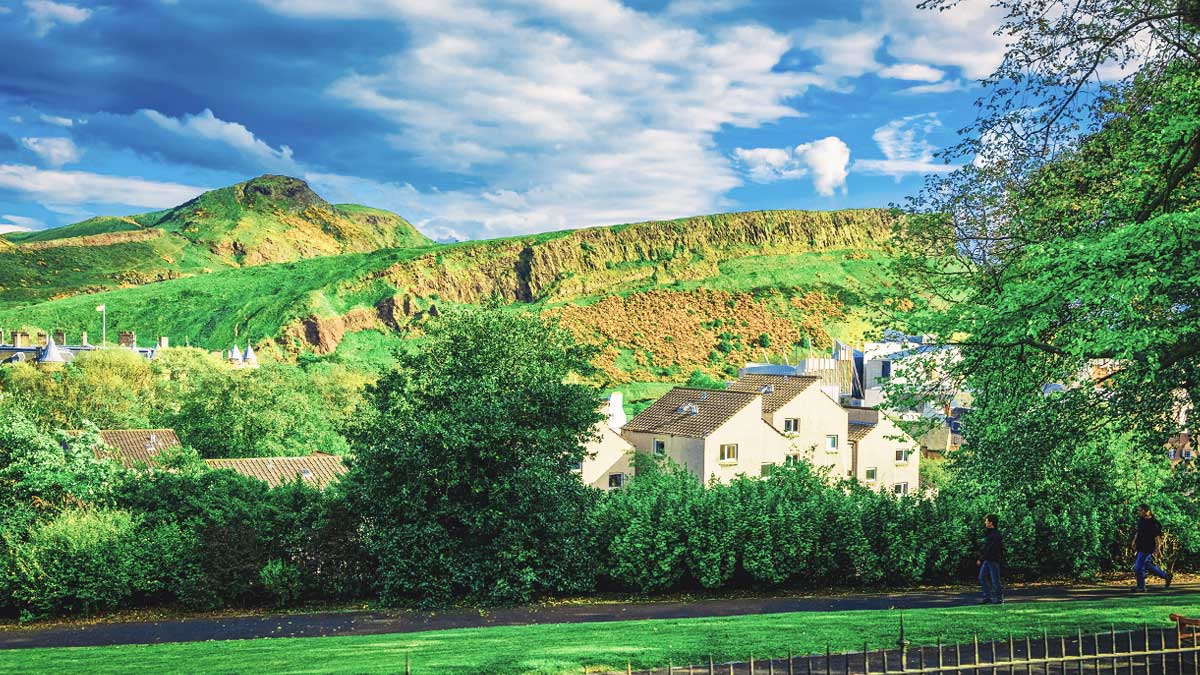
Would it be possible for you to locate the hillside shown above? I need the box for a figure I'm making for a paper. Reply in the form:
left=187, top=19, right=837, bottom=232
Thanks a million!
left=0, top=201, right=901, bottom=383
left=0, top=175, right=432, bottom=305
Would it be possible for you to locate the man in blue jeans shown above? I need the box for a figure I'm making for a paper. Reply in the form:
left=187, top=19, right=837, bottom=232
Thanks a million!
left=976, top=514, right=1004, bottom=604
left=1132, top=504, right=1173, bottom=591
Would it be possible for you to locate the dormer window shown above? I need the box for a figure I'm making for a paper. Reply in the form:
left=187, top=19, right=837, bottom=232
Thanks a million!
left=300, top=468, right=315, bottom=481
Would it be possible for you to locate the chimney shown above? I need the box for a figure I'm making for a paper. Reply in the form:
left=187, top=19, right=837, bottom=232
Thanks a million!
left=157, top=336, right=169, bottom=349
left=36, top=332, right=47, bottom=347
left=13, top=331, right=27, bottom=348
left=607, top=392, right=627, bottom=432
left=0, top=329, right=6, bottom=345
left=118, top=330, right=136, bottom=349
left=80, top=331, right=89, bottom=346
left=53, top=330, right=66, bottom=346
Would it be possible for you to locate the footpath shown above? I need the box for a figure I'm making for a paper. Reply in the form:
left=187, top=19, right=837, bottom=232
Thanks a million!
left=0, top=582, right=1193, bottom=650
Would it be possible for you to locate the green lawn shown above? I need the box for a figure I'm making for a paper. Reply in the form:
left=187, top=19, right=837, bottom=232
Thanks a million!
left=2, top=594, right=1197, bottom=675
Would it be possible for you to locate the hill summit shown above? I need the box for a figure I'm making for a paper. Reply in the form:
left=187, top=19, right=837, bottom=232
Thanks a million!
left=0, top=175, right=433, bottom=305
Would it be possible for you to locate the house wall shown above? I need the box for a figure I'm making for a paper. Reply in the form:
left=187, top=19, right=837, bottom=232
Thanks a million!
left=852, top=415, right=921, bottom=494
left=580, top=426, right=636, bottom=490
left=767, top=388, right=850, bottom=477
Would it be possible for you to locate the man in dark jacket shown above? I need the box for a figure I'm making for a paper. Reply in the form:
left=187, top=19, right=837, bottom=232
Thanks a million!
left=976, top=514, right=1004, bottom=604
left=1132, top=504, right=1173, bottom=591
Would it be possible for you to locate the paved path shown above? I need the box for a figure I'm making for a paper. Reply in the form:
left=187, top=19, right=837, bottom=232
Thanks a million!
left=0, top=583, right=1194, bottom=650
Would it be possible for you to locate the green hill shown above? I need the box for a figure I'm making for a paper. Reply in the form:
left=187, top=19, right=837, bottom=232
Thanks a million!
left=0, top=175, right=432, bottom=305
left=0, top=191, right=901, bottom=383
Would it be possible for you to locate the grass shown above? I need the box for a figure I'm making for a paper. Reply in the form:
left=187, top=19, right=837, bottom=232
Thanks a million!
left=1, top=594, right=1196, bottom=675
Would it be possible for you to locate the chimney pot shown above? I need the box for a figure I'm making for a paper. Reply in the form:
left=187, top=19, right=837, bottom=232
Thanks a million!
left=80, top=331, right=89, bottom=346
left=53, top=330, right=66, bottom=346
left=117, top=330, right=136, bottom=349
left=13, top=331, right=27, bottom=348
left=158, top=336, right=169, bottom=349
left=36, top=332, right=47, bottom=347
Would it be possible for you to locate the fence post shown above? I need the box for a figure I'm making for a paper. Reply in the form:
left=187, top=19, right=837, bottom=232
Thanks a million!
left=710, top=655, right=715, bottom=675
left=1110, top=626, right=1117, bottom=675
left=956, top=640, right=962, bottom=675
left=1008, top=634, right=1015, bottom=675
left=405, top=653, right=411, bottom=675
left=937, top=638, right=943, bottom=675
left=827, top=645, right=833, bottom=675
left=974, top=634, right=980, bottom=675
left=790, top=651, right=795, bottom=675
left=1025, top=635, right=1032, bottom=675
left=749, top=655, right=753, bottom=675
left=628, top=661, right=633, bottom=675
left=865, top=645, right=871, bottom=675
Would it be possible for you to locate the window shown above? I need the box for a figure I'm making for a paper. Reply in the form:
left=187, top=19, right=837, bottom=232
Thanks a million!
left=783, top=418, right=800, bottom=433
left=570, top=460, right=583, bottom=472
left=761, top=463, right=775, bottom=477
left=825, top=435, right=839, bottom=452
left=895, top=448, right=909, bottom=463
left=608, top=473, right=625, bottom=489
left=1185, top=450, right=1195, bottom=460
left=653, top=439, right=666, bottom=457
left=300, top=468, right=314, bottom=481
left=881, top=360, right=892, bottom=379
left=865, top=467, right=877, bottom=481
left=1169, top=449, right=1178, bottom=460
left=894, top=482, right=909, bottom=495
left=785, top=455, right=800, bottom=466
left=719, top=443, right=738, bottom=462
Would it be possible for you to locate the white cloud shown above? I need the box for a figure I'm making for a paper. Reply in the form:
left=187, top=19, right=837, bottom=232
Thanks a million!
left=878, top=63, right=944, bottom=82
left=141, top=108, right=298, bottom=173
left=39, top=113, right=74, bottom=127
left=263, top=0, right=818, bottom=237
left=733, top=136, right=850, bottom=196
left=792, top=0, right=1006, bottom=88
left=796, top=137, right=851, bottom=196
left=897, top=79, right=968, bottom=96
left=0, top=214, right=41, bottom=233
left=25, top=0, right=91, bottom=36
left=0, top=164, right=207, bottom=211
left=20, top=137, right=82, bottom=167
left=853, top=113, right=955, bottom=180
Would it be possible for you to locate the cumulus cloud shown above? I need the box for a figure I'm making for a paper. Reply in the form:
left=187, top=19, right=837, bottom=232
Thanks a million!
left=853, top=113, right=955, bottom=179
left=20, top=136, right=81, bottom=167
left=25, top=0, right=91, bottom=36
left=0, top=164, right=207, bottom=212
left=665, top=0, right=746, bottom=18
left=263, top=0, right=818, bottom=237
left=733, top=136, right=851, bottom=196
left=142, top=108, right=297, bottom=172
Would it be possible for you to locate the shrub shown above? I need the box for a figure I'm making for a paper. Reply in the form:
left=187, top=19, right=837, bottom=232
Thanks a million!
left=9, top=509, right=151, bottom=620
left=260, top=559, right=302, bottom=607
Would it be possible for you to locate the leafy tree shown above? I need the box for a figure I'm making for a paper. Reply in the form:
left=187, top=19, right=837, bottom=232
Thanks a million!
left=346, top=308, right=603, bottom=605
left=169, top=363, right=350, bottom=458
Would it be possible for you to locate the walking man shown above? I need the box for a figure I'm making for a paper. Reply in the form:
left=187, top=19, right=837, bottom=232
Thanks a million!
left=976, top=514, right=1004, bottom=604
left=1132, top=504, right=1173, bottom=591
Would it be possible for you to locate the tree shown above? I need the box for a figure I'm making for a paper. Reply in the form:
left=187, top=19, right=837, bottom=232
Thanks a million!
left=169, top=363, right=350, bottom=458
left=346, top=308, right=603, bottom=605
left=888, top=0, right=1200, bottom=576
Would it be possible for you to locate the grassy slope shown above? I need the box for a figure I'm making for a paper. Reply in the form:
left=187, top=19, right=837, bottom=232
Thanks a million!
left=0, top=247, right=431, bottom=347
left=1, top=594, right=1195, bottom=675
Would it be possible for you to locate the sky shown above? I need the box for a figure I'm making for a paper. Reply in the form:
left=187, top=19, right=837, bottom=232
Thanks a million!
left=0, top=0, right=1009, bottom=241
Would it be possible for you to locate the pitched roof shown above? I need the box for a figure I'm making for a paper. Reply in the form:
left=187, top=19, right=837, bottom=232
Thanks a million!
left=848, top=422, right=876, bottom=442
left=203, top=453, right=348, bottom=488
left=38, top=337, right=67, bottom=363
left=92, top=429, right=182, bottom=467
left=727, top=374, right=819, bottom=413
left=623, top=387, right=760, bottom=438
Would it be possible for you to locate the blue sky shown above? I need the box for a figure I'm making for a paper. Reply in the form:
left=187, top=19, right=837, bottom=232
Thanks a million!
left=0, top=0, right=1008, bottom=241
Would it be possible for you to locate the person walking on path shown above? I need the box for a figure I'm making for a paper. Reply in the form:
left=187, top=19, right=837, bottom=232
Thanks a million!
left=977, top=514, right=1005, bottom=604
left=1132, top=504, right=1173, bottom=591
